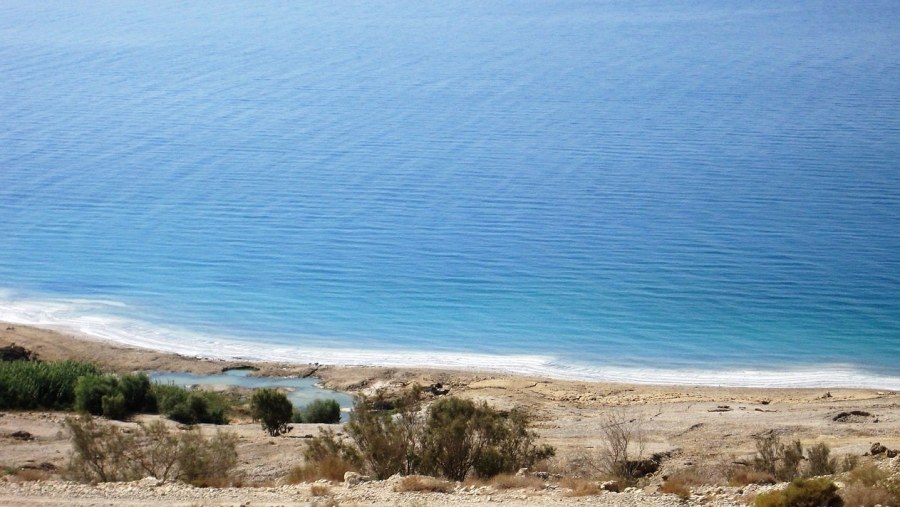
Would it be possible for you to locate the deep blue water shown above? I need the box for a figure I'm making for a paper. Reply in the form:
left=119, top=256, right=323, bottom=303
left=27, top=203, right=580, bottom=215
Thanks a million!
left=1, top=1, right=899, bottom=387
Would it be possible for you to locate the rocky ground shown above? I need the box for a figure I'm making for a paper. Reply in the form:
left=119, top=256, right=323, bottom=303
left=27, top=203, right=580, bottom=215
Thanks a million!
left=2, top=324, right=900, bottom=506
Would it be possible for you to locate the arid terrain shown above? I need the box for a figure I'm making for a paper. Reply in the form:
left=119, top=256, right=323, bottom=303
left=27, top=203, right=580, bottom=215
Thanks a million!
left=2, top=323, right=899, bottom=506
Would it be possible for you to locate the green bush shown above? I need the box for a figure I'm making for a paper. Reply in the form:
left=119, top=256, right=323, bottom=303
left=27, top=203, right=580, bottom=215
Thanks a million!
left=295, top=399, right=341, bottom=424
left=74, top=373, right=159, bottom=420
left=153, top=383, right=229, bottom=425
left=101, top=392, right=127, bottom=421
left=0, top=360, right=100, bottom=410
left=250, top=388, right=293, bottom=436
left=74, top=374, right=120, bottom=415
left=754, top=478, right=842, bottom=507
left=119, top=373, right=156, bottom=414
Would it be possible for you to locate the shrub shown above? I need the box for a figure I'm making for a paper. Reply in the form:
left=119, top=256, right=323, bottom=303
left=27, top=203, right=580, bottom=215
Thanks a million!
left=290, top=427, right=364, bottom=482
left=840, top=482, right=894, bottom=507
left=729, top=467, right=776, bottom=486
left=153, top=383, right=229, bottom=425
left=848, top=463, right=887, bottom=487
left=806, top=443, right=837, bottom=476
left=559, top=477, right=600, bottom=497
left=309, top=392, right=554, bottom=482
left=660, top=478, right=691, bottom=500
left=176, top=428, right=239, bottom=485
left=394, top=475, right=454, bottom=493
left=310, top=484, right=331, bottom=496
left=101, top=392, right=127, bottom=421
left=0, top=360, right=100, bottom=410
left=486, top=473, right=544, bottom=490
left=119, top=373, right=156, bottom=414
left=752, top=435, right=804, bottom=482
left=597, top=409, right=648, bottom=482
left=754, top=478, right=842, bottom=507
left=839, top=461, right=900, bottom=507
left=298, top=399, right=342, bottom=424
left=346, top=390, right=423, bottom=479
left=66, top=415, right=238, bottom=484
left=74, top=372, right=158, bottom=420
left=667, top=462, right=730, bottom=486
left=74, top=374, right=119, bottom=416
left=251, top=388, right=293, bottom=436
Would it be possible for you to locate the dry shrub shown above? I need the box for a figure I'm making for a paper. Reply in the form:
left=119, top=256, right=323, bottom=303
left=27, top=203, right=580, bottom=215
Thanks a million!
left=598, top=409, right=646, bottom=482
left=287, top=428, right=363, bottom=483
left=10, top=469, right=50, bottom=482
left=487, top=473, right=543, bottom=490
left=752, top=435, right=804, bottom=481
left=840, top=461, right=900, bottom=507
left=65, top=415, right=237, bottom=484
left=286, top=459, right=353, bottom=483
left=840, top=482, right=895, bottom=507
left=394, top=475, right=454, bottom=493
left=667, top=463, right=730, bottom=486
left=806, top=443, right=837, bottom=476
left=660, top=478, right=691, bottom=500
left=729, top=467, right=776, bottom=486
left=848, top=463, right=888, bottom=487
left=310, top=483, right=331, bottom=496
left=559, top=477, right=600, bottom=497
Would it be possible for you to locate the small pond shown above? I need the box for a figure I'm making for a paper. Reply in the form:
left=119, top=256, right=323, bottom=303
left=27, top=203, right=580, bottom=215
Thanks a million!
left=150, top=369, right=354, bottom=422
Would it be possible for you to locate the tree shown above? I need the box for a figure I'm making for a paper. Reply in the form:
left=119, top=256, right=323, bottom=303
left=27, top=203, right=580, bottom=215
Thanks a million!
left=251, top=388, right=293, bottom=436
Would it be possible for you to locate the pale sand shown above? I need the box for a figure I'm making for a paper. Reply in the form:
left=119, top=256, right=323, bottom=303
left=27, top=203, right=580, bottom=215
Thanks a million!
left=2, top=322, right=899, bottom=505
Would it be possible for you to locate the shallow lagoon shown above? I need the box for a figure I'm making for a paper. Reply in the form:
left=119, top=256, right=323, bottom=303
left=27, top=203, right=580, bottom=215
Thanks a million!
left=150, top=370, right=354, bottom=421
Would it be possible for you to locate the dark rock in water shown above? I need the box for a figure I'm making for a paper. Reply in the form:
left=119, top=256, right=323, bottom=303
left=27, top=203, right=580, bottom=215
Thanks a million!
left=870, top=443, right=887, bottom=455
left=9, top=430, right=34, bottom=441
left=221, top=365, right=260, bottom=373
left=887, top=449, right=898, bottom=458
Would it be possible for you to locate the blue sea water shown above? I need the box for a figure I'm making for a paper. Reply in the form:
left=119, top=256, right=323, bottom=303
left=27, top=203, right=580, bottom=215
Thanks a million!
left=1, top=1, right=899, bottom=387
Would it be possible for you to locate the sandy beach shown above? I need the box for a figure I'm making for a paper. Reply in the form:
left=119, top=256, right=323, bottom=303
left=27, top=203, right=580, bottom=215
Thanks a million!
left=2, top=323, right=899, bottom=506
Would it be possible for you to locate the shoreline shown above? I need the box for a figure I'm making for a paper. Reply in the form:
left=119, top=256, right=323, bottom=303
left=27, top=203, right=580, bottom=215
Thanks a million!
left=4, top=321, right=900, bottom=506
left=1, top=317, right=898, bottom=390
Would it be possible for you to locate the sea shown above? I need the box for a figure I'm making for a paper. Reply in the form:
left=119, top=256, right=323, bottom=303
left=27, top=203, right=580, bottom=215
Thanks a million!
left=1, top=0, right=898, bottom=388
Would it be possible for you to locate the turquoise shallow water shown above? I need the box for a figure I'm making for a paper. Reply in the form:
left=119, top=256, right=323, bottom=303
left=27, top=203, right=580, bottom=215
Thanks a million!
left=1, top=1, right=899, bottom=387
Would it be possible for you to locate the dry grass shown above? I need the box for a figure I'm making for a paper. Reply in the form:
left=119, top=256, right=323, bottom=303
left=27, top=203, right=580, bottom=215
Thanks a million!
left=666, top=462, right=730, bottom=486
left=287, top=457, right=359, bottom=483
left=728, top=467, right=776, bottom=486
left=559, top=477, right=600, bottom=497
left=394, top=475, right=454, bottom=493
left=9, top=469, right=50, bottom=482
left=660, top=479, right=691, bottom=500
left=310, top=483, right=331, bottom=496
left=487, top=474, right=544, bottom=490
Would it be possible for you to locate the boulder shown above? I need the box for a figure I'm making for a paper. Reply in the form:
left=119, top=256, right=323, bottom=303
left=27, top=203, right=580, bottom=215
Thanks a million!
left=344, top=471, right=370, bottom=486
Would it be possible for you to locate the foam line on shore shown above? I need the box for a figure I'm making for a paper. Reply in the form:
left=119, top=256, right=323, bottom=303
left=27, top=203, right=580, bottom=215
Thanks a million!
left=2, top=293, right=899, bottom=390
